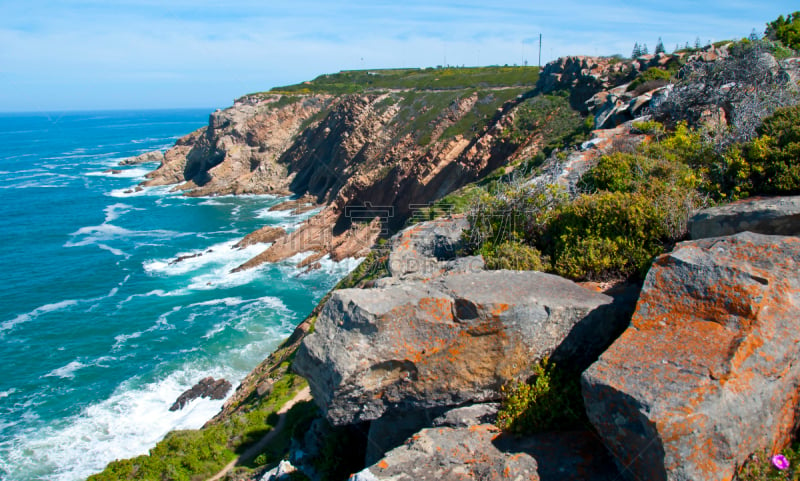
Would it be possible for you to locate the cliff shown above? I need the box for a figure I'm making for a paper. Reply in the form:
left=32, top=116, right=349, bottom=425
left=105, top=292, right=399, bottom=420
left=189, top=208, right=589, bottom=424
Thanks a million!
left=96, top=37, right=800, bottom=481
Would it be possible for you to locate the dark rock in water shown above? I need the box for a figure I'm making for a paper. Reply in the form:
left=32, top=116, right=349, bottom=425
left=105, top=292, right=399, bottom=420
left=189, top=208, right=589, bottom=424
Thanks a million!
left=170, top=377, right=232, bottom=411
left=168, top=250, right=212, bottom=265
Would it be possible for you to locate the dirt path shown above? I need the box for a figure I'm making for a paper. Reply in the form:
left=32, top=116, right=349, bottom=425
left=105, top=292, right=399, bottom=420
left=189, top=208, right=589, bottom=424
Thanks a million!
left=207, top=386, right=312, bottom=481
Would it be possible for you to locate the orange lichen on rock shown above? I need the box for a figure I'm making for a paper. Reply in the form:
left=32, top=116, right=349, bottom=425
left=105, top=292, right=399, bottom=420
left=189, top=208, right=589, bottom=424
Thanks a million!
left=583, top=232, right=800, bottom=481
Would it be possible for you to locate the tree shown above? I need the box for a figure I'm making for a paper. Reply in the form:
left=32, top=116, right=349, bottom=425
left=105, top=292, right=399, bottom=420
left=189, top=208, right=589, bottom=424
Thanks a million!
left=694, top=37, right=702, bottom=49
left=749, top=29, right=759, bottom=42
left=641, top=43, right=649, bottom=55
left=766, top=11, right=800, bottom=49
left=655, top=38, right=666, bottom=54
left=632, top=42, right=641, bottom=58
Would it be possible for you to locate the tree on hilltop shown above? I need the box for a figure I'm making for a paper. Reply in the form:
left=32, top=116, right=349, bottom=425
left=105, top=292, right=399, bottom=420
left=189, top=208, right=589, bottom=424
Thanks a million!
left=641, top=43, right=649, bottom=55
left=632, top=42, right=641, bottom=58
left=766, top=11, right=800, bottom=49
left=655, top=38, right=665, bottom=54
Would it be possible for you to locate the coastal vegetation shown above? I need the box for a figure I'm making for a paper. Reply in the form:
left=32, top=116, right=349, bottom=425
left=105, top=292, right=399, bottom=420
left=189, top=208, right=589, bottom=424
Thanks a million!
left=90, top=11, right=800, bottom=481
left=262, top=66, right=540, bottom=95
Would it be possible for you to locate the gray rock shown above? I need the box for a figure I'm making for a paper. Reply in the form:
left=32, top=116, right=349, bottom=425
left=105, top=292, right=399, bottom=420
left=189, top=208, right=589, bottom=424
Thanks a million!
left=431, top=403, right=499, bottom=428
left=365, top=408, right=447, bottom=465
left=583, top=232, right=800, bottom=481
left=689, top=195, right=800, bottom=239
left=387, top=216, right=470, bottom=280
left=294, top=270, right=628, bottom=426
left=353, top=426, right=621, bottom=481
left=119, top=150, right=164, bottom=166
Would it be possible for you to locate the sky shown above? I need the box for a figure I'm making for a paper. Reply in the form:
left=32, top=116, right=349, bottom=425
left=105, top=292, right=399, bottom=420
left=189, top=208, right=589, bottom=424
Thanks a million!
left=0, top=1, right=796, bottom=112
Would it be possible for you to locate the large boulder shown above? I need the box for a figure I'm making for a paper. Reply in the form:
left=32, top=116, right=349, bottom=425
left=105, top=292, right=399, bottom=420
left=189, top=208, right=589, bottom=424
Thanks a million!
left=582, top=232, right=800, bottom=481
left=387, top=216, right=472, bottom=280
left=351, top=425, right=620, bottom=481
left=293, top=270, right=628, bottom=426
left=689, top=195, right=800, bottom=239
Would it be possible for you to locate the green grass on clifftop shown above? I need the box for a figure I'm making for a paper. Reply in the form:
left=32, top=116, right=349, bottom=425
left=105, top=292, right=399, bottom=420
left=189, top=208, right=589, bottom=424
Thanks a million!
left=264, top=66, right=540, bottom=95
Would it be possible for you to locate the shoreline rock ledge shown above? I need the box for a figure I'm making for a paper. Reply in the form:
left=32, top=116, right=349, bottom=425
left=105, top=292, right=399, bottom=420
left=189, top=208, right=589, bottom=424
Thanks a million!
left=582, top=232, right=800, bottom=481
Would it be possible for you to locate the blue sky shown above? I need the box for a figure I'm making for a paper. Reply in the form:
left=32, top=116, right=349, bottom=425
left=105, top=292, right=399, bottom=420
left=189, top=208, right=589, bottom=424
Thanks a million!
left=0, top=1, right=795, bottom=112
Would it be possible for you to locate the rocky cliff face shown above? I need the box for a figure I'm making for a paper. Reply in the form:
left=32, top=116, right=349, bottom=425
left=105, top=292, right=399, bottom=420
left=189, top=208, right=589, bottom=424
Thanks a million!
left=142, top=87, right=538, bottom=268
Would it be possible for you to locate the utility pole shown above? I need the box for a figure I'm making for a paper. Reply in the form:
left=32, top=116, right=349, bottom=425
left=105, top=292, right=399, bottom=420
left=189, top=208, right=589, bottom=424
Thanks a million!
left=538, top=33, right=542, bottom=68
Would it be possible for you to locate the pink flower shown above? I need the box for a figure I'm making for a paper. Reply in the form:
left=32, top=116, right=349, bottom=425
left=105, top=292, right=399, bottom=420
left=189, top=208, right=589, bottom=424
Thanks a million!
left=772, top=454, right=790, bottom=470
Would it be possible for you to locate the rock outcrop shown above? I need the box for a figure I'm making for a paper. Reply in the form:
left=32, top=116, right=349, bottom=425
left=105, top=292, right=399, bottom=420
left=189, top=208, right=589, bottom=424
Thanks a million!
left=352, top=425, right=621, bottom=481
left=689, top=195, right=800, bottom=239
left=119, top=150, right=165, bottom=165
left=582, top=232, right=800, bottom=481
left=294, top=269, right=628, bottom=426
left=387, top=215, right=471, bottom=280
left=170, top=377, right=232, bottom=411
left=233, top=226, right=287, bottom=249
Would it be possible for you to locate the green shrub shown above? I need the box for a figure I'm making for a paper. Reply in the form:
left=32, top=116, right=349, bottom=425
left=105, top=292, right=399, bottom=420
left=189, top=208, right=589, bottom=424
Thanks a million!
left=738, top=446, right=800, bottom=480
left=626, top=67, right=671, bottom=94
left=496, top=357, right=585, bottom=435
left=631, top=119, right=666, bottom=138
left=545, top=191, right=671, bottom=280
left=481, top=241, right=546, bottom=271
left=767, top=12, right=800, bottom=50
left=745, top=105, right=800, bottom=195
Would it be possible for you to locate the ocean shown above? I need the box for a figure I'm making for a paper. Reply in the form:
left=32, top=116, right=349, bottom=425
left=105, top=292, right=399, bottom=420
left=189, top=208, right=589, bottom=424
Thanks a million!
left=0, top=109, right=358, bottom=481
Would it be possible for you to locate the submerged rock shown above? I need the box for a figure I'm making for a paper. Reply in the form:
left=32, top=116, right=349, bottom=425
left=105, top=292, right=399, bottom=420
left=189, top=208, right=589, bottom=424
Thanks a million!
left=170, top=377, right=232, bottom=411
left=294, top=270, right=630, bottom=426
left=583, top=232, right=800, bottom=481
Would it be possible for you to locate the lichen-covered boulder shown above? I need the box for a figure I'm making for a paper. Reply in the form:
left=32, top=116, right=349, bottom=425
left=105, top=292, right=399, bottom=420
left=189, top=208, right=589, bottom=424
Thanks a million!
left=582, top=232, right=800, bottom=481
left=351, top=426, right=620, bottom=481
left=294, top=270, right=627, bottom=426
left=689, top=195, right=800, bottom=239
left=387, top=216, right=471, bottom=280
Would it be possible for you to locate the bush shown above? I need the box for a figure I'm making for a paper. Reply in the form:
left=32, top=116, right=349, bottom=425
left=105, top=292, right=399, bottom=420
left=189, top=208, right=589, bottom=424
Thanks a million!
left=626, top=67, right=671, bottom=94
left=496, top=358, right=585, bottom=435
left=745, top=105, right=800, bottom=195
left=738, top=446, right=800, bottom=480
left=766, top=12, right=800, bottom=50
left=481, top=241, right=546, bottom=271
left=545, top=191, right=672, bottom=280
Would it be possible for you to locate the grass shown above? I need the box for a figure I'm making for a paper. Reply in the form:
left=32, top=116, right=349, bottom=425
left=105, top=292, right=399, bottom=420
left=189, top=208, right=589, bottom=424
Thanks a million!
left=738, top=446, right=800, bottom=480
left=261, top=66, right=540, bottom=95
left=88, top=374, right=308, bottom=481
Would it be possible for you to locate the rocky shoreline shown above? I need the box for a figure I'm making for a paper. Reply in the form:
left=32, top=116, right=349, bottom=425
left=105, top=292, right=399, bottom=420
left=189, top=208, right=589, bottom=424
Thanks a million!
left=105, top=41, right=800, bottom=481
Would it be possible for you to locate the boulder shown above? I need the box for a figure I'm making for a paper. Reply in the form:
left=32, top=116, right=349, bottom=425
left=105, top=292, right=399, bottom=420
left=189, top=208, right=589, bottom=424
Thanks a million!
left=119, top=150, right=164, bottom=166
left=293, top=270, right=628, bottom=426
left=169, top=377, right=232, bottom=411
left=582, top=232, right=800, bottom=481
left=387, top=216, right=471, bottom=280
left=352, top=426, right=620, bottom=481
left=689, top=195, right=800, bottom=239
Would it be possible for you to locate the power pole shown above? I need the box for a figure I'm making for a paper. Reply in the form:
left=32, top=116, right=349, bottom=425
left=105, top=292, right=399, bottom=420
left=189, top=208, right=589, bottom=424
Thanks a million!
left=537, top=33, right=542, bottom=68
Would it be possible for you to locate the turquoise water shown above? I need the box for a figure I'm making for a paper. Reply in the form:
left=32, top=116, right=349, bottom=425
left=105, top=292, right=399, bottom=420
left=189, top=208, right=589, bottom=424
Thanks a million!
left=0, top=110, right=356, bottom=480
